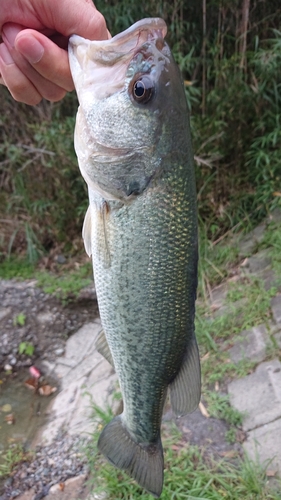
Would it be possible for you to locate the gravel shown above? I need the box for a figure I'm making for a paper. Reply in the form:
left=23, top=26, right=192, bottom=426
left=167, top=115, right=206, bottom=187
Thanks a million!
left=0, top=280, right=98, bottom=370
left=0, top=278, right=99, bottom=499
left=1, top=433, right=89, bottom=499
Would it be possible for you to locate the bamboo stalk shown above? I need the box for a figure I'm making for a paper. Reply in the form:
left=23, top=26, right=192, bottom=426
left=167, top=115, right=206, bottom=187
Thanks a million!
left=240, top=0, right=251, bottom=70
left=202, top=0, right=207, bottom=116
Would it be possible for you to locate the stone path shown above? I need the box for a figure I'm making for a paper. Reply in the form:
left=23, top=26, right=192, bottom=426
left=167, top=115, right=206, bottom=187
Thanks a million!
left=225, top=210, right=281, bottom=474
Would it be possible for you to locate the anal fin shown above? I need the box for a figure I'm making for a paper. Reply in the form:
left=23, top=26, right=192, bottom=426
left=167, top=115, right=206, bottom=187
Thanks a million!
left=96, top=329, right=114, bottom=368
left=169, top=337, right=201, bottom=417
left=98, top=415, right=164, bottom=498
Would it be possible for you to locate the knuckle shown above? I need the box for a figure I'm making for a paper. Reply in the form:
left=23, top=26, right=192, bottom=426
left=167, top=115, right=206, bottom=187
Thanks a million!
left=45, top=88, right=66, bottom=103
left=10, top=84, right=42, bottom=106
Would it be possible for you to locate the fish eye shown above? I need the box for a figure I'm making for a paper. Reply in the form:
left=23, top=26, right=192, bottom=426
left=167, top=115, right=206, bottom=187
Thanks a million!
left=131, top=75, right=154, bottom=104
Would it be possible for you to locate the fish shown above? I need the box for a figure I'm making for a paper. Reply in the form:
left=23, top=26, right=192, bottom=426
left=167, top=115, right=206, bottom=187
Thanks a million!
left=68, top=18, right=201, bottom=498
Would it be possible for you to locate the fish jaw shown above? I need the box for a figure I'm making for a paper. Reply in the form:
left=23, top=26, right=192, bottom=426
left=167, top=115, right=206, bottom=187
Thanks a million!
left=68, top=18, right=167, bottom=107
left=68, top=18, right=184, bottom=201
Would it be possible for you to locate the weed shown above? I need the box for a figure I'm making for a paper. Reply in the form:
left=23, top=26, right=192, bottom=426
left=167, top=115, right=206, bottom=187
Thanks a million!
left=0, top=258, right=35, bottom=279
left=34, top=262, right=92, bottom=303
left=18, top=341, right=35, bottom=356
left=204, top=391, right=244, bottom=427
left=0, top=444, right=33, bottom=478
left=13, top=312, right=26, bottom=327
left=225, top=428, right=237, bottom=445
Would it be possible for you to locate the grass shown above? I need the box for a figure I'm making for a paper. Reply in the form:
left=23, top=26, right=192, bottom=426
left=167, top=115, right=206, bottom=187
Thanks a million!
left=0, top=257, right=93, bottom=304
left=84, top=407, right=281, bottom=500
left=34, top=262, right=92, bottom=303
left=0, top=444, right=33, bottom=478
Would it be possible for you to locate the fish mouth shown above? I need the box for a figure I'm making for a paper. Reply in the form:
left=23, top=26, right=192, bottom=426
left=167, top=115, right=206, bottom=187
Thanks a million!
left=68, top=18, right=167, bottom=103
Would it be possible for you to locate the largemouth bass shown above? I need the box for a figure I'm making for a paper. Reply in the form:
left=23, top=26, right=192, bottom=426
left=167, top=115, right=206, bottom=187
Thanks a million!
left=69, top=18, right=200, bottom=498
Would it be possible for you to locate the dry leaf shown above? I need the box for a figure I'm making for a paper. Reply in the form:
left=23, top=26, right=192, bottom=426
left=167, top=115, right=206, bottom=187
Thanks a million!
left=24, top=378, right=38, bottom=390
left=1, top=404, right=12, bottom=413
left=240, top=258, right=249, bottom=267
left=201, top=352, right=210, bottom=362
left=219, top=450, right=237, bottom=458
left=171, top=444, right=181, bottom=451
left=210, top=304, right=220, bottom=312
left=39, top=385, right=57, bottom=396
left=266, top=470, right=277, bottom=477
left=273, top=192, right=281, bottom=197
left=236, top=430, right=247, bottom=443
left=199, top=401, right=210, bottom=418
left=5, top=414, right=15, bottom=425
left=59, top=483, right=65, bottom=491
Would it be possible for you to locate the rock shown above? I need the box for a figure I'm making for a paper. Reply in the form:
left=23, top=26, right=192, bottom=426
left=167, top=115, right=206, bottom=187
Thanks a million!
left=54, top=348, right=64, bottom=357
left=56, top=255, right=66, bottom=265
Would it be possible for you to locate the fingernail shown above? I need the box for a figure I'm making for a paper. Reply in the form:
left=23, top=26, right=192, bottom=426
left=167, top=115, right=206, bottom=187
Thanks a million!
left=0, top=43, right=14, bottom=65
left=2, top=24, right=22, bottom=47
left=16, top=36, right=44, bottom=64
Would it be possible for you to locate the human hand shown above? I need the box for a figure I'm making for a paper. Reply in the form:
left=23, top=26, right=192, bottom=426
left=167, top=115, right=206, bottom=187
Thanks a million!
left=0, top=0, right=109, bottom=105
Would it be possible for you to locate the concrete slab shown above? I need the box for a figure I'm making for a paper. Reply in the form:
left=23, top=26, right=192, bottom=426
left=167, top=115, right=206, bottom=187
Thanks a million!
left=271, top=295, right=281, bottom=324
left=37, top=322, right=117, bottom=443
left=243, top=418, right=281, bottom=472
left=228, top=324, right=269, bottom=363
left=228, top=359, right=281, bottom=431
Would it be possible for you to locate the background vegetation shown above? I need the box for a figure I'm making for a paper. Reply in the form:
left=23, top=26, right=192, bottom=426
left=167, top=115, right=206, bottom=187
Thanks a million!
left=0, top=0, right=280, bottom=264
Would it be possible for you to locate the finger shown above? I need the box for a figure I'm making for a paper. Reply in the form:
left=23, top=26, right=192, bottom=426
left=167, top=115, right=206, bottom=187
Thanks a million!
left=2, top=24, right=67, bottom=102
left=0, top=42, right=42, bottom=105
left=37, top=0, right=109, bottom=40
left=15, top=30, right=74, bottom=92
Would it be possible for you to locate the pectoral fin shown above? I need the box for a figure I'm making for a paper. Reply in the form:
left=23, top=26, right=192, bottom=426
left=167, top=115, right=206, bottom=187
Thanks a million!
left=96, top=329, right=115, bottom=368
left=82, top=205, right=92, bottom=257
left=169, top=337, right=201, bottom=417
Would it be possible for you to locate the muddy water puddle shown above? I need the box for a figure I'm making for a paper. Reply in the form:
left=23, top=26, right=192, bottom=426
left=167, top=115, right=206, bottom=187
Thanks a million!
left=0, top=370, right=56, bottom=458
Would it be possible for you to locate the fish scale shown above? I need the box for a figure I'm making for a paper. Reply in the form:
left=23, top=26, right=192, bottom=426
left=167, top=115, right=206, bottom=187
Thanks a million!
left=89, top=162, right=197, bottom=438
left=69, top=17, right=201, bottom=498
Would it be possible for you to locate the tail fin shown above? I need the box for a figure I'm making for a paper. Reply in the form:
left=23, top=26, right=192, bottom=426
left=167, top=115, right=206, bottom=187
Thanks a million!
left=98, top=415, right=164, bottom=498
